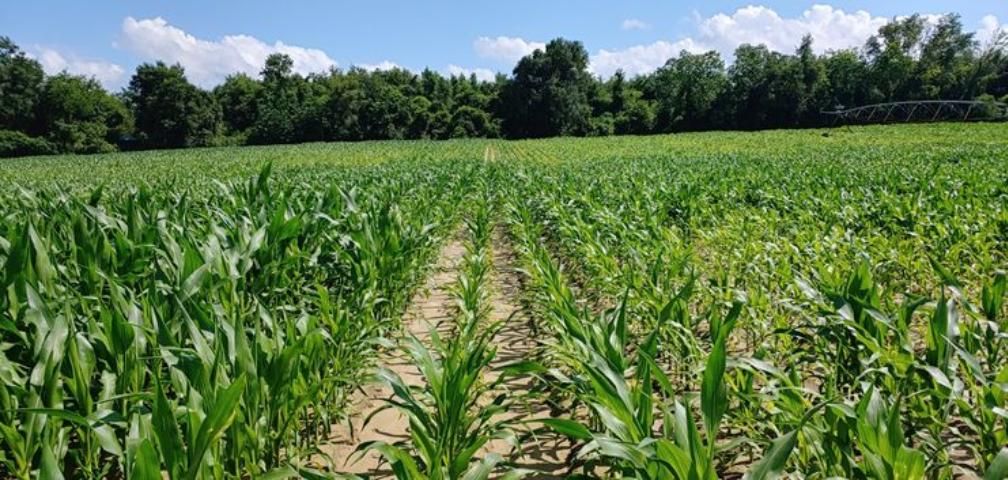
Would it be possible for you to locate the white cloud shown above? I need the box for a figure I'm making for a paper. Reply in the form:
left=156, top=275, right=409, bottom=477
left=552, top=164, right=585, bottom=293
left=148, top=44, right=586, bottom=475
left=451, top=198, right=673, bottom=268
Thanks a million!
left=474, top=36, right=546, bottom=63
left=355, top=60, right=401, bottom=71
left=478, top=7, right=1005, bottom=81
left=622, top=19, right=651, bottom=31
left=447, top=64, right=496, bottom=82
left=483, top=5, right=894, bottom=79
left=587, top=4, right=896, bottom=78
left=119, top=16, right=337, bottom=87
left=30, top=47, right=127, bottom=90
left=590, top=39, right=705, bottom=77
left=698, top=5, right=888, bottom=57
left=976, top=15, right=1007, bottom=47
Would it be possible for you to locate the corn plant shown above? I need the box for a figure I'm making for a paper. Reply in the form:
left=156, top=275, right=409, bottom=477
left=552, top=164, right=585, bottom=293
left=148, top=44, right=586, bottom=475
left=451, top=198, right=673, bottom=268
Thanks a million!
left=2, top=124, right=1007, bottom=478
left=358, top=195, right=525, bottom=480
left=0, top=149, right=482, bottom=478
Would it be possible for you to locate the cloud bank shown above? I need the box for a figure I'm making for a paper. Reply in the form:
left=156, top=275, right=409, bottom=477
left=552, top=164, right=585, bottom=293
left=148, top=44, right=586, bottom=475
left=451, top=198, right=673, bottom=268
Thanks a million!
left=23, top=5, right=1008, bottom=91
left=487, top=5, right=1003, bottom=78
left=119, top=17, right=338, bottom=87
left=30, top=47, right=127, bottom=90
left=474, top=36, right=546, bottom=63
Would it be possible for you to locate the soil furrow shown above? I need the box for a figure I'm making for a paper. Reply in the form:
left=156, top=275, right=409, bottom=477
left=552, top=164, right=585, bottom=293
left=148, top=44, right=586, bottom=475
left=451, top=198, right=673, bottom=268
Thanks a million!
left=483, top=229, right=571, bottom=479
left=315, top=238, right=464, bottom=476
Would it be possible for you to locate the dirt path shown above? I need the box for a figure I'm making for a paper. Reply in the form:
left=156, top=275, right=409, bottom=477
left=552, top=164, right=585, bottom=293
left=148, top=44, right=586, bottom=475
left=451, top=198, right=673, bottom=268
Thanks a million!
left=482, top=229, right=572, bottom=478
left=316, top=228, right=571, bottom=478
left=316, top=238, right=464, bottom=476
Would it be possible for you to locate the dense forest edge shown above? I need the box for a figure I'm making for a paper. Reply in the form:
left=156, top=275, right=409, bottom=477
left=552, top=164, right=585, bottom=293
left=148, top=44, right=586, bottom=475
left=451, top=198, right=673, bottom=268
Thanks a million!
left=2, top=13, right=1007, bottom=158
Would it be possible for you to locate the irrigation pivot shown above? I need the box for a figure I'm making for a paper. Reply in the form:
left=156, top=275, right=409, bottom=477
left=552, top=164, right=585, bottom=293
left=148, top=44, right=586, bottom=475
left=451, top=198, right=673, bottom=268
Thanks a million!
left=822, top=100, right=1008, bottom=126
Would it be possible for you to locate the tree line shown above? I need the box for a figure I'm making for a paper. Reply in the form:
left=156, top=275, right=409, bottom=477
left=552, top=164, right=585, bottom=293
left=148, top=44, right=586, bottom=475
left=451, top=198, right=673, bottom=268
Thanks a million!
left=2, top=13, right=1006, bottom=157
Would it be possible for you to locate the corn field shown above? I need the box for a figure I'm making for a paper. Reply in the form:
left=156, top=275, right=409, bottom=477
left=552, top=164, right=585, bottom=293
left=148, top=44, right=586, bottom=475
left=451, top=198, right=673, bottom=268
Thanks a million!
left=0, top=124, right=1006, bottom=479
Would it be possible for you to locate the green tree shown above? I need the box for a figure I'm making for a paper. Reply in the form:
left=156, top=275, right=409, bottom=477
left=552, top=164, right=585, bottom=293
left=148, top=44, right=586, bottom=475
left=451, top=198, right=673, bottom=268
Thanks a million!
left=249, top=54, right=311, bottom=144
left=723, top=44, right=807, bottom=129
left=408, top=95, right=434, bottom=138
left=0, top=129, right=56, bottom=157
left=726, top=44, right=776, bottom=129
left=6, top=11, right=1007, bottom=152
left=967, top=30, right=1008, bottom=99
left=0, top=36, right=45, bottom=133
left=647, top=50, right=727, bottom=131
left=615, top=90, right=655, bottom=135
left=429, top=107, right=452, bottom=139
left=420, top=69, right=453, bottom=107
left=499, top=38, right=594, bottom=138
left=214, top=73, right=261, bottom=135
left=865, top=15, right=927, bottom=101
left=917, top=14, right=977, bottom=98
left=822, top=49, right=871, bottom=110
left=357, top=71, right=412, bottom=140
left=126, top=62, right=219, bottom=148
left=795, top=35, right=829, bottom=123
left=451, top=105, right=497, bottom=138
left=317, top=69, right=365, bottom=141
left=36, top=73, right=131, bottom=153
left=453, top=74, right=492, bottom=112
left=607, top=72, right=655, bottom=134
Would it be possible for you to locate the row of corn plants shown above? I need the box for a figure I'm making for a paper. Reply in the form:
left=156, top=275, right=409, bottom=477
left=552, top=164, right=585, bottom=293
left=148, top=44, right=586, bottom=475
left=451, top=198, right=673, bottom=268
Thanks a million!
left=495, top=130, right=1008, bottom=479
left=0, top=152, right=482, bottom=478
left=504, top=192, right=810, bottom=479
left=1, top=124, right=1005, bottom=478
left=355, top=189, right=528, bottom=479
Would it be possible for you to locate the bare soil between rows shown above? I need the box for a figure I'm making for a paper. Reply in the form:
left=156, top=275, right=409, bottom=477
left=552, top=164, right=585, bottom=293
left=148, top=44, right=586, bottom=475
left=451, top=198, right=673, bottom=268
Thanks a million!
left=313, top=228, right=571, bottom=478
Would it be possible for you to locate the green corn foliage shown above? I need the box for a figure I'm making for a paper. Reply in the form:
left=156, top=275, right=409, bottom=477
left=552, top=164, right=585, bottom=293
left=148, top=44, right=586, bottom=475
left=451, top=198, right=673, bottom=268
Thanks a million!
left=0, top=142, right=485, bottom=478
left=1, top=124, right=1006, bottom=478
left=495, top=124, right=1007, bottom=478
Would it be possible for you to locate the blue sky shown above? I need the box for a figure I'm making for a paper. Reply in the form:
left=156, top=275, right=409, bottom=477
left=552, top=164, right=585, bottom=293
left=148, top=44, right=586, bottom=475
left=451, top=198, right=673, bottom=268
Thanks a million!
left=2, top=1, right=1006, bottom=89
